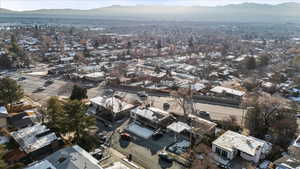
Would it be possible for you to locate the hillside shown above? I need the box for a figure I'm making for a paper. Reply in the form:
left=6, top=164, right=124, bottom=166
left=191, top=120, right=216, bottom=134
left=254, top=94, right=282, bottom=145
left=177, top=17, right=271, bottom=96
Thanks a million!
left=1, top=3, right=300, bottom=23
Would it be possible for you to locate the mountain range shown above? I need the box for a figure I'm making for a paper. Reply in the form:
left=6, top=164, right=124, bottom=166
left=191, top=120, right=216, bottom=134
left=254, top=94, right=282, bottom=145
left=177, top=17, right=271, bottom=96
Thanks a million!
left=1, top=3, right=300, bottom=23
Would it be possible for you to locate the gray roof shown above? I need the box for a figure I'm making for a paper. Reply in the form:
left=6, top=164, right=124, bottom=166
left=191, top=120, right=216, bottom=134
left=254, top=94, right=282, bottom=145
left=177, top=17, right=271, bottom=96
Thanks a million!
left=210, top=86, right=245, bottom=97
left=25, top=160, right=57, bottom=169
left=90, top=96, right=134, bottom=113
left=45, top=145, right=103, bottom=169
left=10, top=124, right=57, bottom=153
left=131, top=107, right=169, bottom=122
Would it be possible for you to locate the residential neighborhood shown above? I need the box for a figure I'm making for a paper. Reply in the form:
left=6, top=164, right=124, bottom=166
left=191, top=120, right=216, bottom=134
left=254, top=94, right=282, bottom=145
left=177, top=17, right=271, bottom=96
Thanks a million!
left=0, top=3, right=300, bottom=169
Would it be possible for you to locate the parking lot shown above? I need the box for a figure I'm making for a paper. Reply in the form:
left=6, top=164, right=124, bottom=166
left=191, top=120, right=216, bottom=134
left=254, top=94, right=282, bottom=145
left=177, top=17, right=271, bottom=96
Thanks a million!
left=10, top=73, right=104, bottom=104
left=111, top=131, right=185, bottom=169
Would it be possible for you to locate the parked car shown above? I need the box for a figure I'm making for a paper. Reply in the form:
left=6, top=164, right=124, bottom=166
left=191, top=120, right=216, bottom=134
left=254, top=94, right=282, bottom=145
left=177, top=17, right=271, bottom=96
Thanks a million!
left=195, top=111, right=210, bottom=119
left=18, top=77, right=26, bottom=81
left=296, top=114, right=300, bottom=119
left=121, top=133, right=132, bottom=141
left=137, top=91, right=148, bottom=98
left=83, top=83, right=95, bottom=89
left=44, top=80, right=54, bottom=86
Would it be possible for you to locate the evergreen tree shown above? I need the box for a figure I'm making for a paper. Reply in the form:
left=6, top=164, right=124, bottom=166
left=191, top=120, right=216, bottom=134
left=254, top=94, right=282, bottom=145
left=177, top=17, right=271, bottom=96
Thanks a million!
left=0, top=54, right=12, bottom=69
left=70, top=85, right=88, bottom=100
left=63, top=100, right=95, bottom=143
left=0, top=77, right=24, bottom=112
left=45, top=97, right=64, bottom=131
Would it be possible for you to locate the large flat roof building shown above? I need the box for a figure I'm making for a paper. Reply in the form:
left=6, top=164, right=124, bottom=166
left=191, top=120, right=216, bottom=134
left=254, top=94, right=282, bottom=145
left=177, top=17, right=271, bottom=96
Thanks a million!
left=212, top=130, right=271, bottom=163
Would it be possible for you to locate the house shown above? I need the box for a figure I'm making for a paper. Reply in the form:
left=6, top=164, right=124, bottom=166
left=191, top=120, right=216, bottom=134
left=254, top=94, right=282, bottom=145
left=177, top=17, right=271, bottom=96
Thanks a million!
left=210, top=86, right=245, bottom=99
left=25, top=145, right=103, bottom=169
left=212, top=131, right=271, bottom=163
left=189, top=114, right=217, bottom=137
left=0, top=106, right=8, bottom=128
left=89, top=96, right=135, bottom=121
left=10, top=124, right=59, bottom=158
left=166, top=115, right=217, bottom=142
left=130, top=107, right=175, bottom=129
left=8, top=111, right=39, bottom=129
left=273, top=136, right=300, bottom=169
left=84, top=72, right=106, bottom=82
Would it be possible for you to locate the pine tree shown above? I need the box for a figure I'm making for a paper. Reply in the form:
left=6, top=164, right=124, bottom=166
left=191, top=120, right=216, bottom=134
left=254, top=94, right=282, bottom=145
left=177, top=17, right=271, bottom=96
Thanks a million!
left=0, top=77, right=24, bottom=112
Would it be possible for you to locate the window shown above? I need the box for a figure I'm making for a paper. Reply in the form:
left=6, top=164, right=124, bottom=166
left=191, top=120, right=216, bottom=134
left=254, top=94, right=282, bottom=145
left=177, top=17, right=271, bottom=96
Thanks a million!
left=215, top=146, right=228, bottom=158
left=221, top=150, right=228, bottom=158
left=215, top=146, right=221, bottom=155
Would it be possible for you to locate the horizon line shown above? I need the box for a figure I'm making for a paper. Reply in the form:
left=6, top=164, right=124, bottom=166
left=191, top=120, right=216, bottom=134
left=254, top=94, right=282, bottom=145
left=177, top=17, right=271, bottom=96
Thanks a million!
left=1, top=1, right=299, bottom=12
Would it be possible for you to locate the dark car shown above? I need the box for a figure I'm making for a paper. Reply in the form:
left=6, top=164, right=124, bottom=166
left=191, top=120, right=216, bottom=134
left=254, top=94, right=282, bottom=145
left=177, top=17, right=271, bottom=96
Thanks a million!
left=18, top=77, right=26, bottom=81
left=195, top=111, right=210, bottom=119
left=44, top=80, right=54, bottom=86
left=296, top=114, right=300, bottom=119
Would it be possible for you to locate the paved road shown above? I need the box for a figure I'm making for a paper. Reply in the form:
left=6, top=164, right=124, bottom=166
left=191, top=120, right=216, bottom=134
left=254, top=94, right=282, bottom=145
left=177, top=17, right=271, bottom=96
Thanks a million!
left=15, top=74, right=104, bottom=104
left=148, top=96, right=245, bottom=124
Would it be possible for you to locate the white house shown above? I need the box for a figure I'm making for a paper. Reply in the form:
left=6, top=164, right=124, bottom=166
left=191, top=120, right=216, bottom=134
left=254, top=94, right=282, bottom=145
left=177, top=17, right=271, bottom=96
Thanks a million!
left=88, top=96, right=135, bottom=121
left=210, top=86, right=245, bottom=98
left=84, top=72, right=105, bottom=82
left=212, top=131, right=271, bottom=163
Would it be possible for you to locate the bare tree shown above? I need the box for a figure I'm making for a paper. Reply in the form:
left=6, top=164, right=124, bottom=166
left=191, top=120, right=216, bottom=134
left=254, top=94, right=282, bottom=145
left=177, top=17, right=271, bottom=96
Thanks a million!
left=171, top=87, right=194, bottom=117
left=244, top=92, right=298, bottom=147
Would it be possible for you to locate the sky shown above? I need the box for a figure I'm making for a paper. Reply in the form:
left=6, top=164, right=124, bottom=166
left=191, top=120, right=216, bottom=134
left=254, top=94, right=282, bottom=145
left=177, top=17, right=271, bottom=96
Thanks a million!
left=1, top=0, right=300, bottom=11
